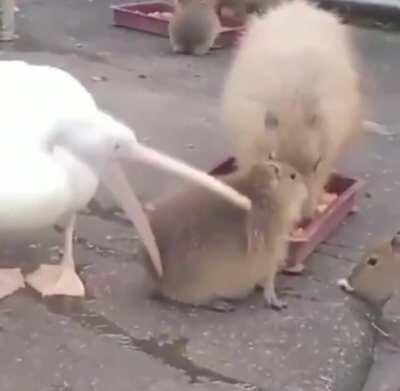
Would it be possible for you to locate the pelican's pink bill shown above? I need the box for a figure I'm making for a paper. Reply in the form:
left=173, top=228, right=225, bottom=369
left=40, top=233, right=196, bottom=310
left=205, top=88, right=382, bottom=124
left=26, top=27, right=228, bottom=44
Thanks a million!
left=102, top=162, right=163, bottom=277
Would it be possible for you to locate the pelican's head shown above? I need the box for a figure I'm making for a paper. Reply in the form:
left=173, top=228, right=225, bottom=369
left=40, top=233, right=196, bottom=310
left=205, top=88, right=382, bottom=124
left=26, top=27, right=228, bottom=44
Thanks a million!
left=47, top=110, right=163, bottom=276
left=48, top=111, right=139, bottom=170
left=49, top=110, right=251, bottom=278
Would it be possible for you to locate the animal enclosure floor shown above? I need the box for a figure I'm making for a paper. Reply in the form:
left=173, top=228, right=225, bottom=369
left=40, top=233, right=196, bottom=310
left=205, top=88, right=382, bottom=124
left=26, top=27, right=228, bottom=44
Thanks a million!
left=1, top=1, right=400, bottom=390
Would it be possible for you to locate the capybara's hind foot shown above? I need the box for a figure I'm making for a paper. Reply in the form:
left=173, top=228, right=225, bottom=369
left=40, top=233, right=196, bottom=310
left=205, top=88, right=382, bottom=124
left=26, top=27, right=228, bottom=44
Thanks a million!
left=205, top=299, right=237, bottom=313
left=150, top=292, right=236, bottom=313
left=265, top=297, right=288, bottom=311
left=264, top=287, right=287, bottom=310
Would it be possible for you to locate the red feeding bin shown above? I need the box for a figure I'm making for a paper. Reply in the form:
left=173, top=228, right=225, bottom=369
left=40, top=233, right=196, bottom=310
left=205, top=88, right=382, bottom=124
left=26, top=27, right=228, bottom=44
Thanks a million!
left=111, top=2, right=245, bottom=48
left=209, top=157, right=365, bottom=269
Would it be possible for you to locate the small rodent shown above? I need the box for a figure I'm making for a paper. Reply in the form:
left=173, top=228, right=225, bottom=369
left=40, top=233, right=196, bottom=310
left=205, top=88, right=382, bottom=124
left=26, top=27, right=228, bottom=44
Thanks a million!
left=144, top=158, right=307, bottom=311
left=168, top=0, right=221, bottom=56
left=222, top=0, right=362, bottom=218
left=339, top=231, right=400, bottom=308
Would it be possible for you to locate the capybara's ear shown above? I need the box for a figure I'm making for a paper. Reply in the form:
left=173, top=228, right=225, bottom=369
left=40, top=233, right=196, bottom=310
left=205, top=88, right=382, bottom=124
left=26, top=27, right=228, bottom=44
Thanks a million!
left=390, top=230, right=400, bottom=254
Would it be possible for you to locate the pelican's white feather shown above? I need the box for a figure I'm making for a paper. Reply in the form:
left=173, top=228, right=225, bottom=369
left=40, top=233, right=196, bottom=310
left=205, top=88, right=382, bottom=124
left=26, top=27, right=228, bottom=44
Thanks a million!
left=0, top=61, right=99, bottom=231
left=0, top=148, right=72, bottom=231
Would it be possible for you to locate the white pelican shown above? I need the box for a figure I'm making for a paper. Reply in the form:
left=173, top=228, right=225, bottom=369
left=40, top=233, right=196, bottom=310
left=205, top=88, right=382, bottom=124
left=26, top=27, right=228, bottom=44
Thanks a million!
left=0, top=60, right=251, bottom=299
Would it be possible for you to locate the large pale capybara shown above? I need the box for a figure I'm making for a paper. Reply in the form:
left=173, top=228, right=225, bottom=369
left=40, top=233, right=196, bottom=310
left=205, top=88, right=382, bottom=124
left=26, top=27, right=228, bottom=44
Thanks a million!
left=222, top=0, right=362, bottom=218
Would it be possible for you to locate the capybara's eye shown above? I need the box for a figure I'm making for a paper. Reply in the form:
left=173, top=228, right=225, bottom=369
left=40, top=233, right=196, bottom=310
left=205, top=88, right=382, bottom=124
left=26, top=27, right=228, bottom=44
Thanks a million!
left=367, top=257, right=378, bottom=266
left=290, top=173, right=296, bottom=180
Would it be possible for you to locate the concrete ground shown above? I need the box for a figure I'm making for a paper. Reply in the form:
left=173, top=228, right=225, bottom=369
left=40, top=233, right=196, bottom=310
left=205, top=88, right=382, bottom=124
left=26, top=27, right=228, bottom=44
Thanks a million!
left=1, top=1, right=400, bottom=390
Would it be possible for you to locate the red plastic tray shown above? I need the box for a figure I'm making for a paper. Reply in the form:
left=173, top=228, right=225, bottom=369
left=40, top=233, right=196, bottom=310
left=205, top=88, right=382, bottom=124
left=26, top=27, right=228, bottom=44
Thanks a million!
left=209, top=157, right=365, bottom=268
left=111, top=2, right=245, bottom=49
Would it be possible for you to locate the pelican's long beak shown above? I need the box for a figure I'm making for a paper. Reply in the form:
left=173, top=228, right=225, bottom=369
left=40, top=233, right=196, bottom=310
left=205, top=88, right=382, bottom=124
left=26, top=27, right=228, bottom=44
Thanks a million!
left=102, top=162, right=163, bottom=277
left=127, top=143, right=252, bottom=211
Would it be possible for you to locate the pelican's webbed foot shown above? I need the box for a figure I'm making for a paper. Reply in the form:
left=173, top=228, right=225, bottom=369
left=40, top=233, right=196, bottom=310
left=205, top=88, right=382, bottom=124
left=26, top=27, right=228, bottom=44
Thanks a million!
left=0, top=268, right=25, bottom=299
left=25, top=264, right=84, bottom=297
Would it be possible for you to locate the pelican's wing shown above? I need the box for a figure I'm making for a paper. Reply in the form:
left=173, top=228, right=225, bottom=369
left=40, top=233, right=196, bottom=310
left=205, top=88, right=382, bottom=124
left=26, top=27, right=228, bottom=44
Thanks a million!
left=0, top=61, right=96, bottom=231
left=0, top=146, right=73, bottom=232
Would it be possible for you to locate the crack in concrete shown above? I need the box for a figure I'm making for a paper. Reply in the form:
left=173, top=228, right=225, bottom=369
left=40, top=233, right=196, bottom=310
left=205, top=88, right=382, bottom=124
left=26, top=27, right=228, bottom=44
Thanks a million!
left=322, top=241, right=363, bottom=252
left=314, top=249, right=355, bottom=264
left=82, top=199, right=130, bottom=227
left=41, top=296, right=267, bottom=391
left=74, top=236, right=120, bottom=258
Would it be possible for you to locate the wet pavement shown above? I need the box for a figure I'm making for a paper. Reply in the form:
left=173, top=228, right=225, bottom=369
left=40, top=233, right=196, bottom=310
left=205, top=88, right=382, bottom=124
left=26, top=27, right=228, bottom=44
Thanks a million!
left=360, top=297, right=400, bottom=391
left=1, top=1, right=400, bottom=390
